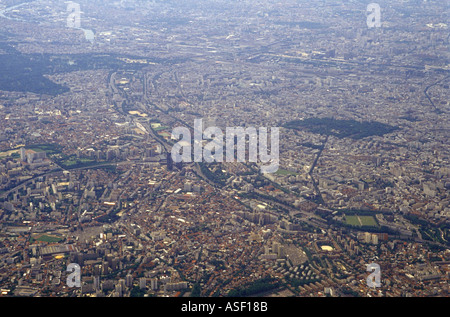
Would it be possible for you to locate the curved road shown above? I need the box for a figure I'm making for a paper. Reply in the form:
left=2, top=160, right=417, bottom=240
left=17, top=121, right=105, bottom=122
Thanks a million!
left=423, top=75, right=449, bottom=113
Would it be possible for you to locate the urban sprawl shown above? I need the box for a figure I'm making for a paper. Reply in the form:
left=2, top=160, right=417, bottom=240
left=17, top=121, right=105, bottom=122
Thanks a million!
left=0, top=0, right=448, bottom=297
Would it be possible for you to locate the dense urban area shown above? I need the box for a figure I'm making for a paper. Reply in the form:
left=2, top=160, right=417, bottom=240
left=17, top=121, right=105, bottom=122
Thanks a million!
left=0, top=0, right=448, bottom=297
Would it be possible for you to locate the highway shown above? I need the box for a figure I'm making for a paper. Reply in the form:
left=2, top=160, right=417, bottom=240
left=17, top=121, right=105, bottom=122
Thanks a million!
left=307, top=135, right=329, bottom=206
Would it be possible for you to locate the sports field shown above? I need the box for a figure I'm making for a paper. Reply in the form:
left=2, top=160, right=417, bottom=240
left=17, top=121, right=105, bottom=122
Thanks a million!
left=275, top=168, right=299, bottom=176
left=31, top=234, right=63, bottom=243
left=345, top=215, right=378, bottom=227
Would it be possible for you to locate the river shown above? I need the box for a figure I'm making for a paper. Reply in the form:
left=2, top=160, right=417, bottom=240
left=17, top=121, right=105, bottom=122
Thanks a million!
left=0, top=0, right=94, bottom=42
left=0, top=1, right=34, bottom=21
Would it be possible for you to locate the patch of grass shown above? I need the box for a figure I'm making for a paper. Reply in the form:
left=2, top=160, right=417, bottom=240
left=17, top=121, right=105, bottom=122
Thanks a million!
left=153, top=126, right=169, bottom=131
left=56, top=155, right=99, bottom=169
left=27, top=143, right=62, bottom=155
left=345, top=215, right=361, bottom=226
left=31, top=234, right=63, bottom=243
left=358, top=216, right=378, bottom=227
left=284, top=117, right=399, bottom=140
left=344, top=215, right=378, bottom=227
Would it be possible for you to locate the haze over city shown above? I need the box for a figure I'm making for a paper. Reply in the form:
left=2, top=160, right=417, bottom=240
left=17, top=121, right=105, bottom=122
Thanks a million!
left=0, top=0, right=448, bottom=299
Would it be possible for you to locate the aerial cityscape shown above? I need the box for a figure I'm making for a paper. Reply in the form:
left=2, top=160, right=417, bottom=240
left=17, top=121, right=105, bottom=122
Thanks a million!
left=0, top=0, right=448, bottom=299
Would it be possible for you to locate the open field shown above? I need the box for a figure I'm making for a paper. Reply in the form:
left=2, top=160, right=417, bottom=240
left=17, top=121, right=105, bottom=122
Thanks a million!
left=31, top=234, right=63, bottom=243
left=0, top=149, right=19, bottom=158
left=358, top=216, right=378, bottom=227
left=345, top=215, right=378, bottom=227
left=345, top=215, right=361, bottom=226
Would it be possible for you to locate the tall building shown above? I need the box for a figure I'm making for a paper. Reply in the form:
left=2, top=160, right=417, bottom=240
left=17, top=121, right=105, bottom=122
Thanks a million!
left=167, top=152, right=173, bottom=171
left=272, top=241, right=280, bottom=254
left=126, top=274, right=133, bottom=288
left=139, top=278, right=146, bottom=290
left=115, top=283, right=123, bottom=297
left=364, top=232, right=372, bottom=244
left=102, top=262, right=109, bottom=275
left=150, top=278, right=158, bottom=291
left=184, top=182, right=192, bottom=192
left=93, top=276, right=101, bottom=290
left=371, top=234, right=379, bottom=245
left=20, top=148, right=26, bottom=161
left=26, top=151, right=46, bottom=164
